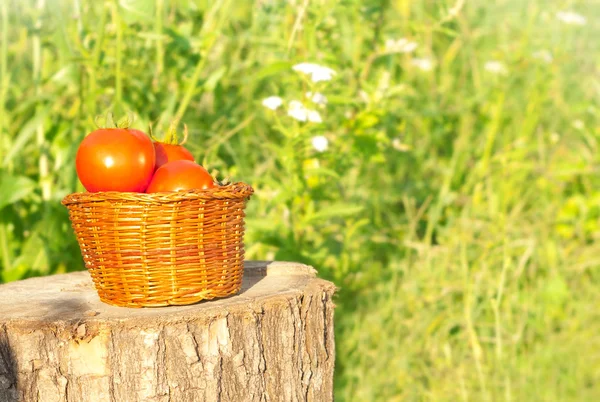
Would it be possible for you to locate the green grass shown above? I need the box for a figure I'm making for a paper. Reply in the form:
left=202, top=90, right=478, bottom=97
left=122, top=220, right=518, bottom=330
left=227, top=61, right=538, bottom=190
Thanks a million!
left=1, top=0, right=600, bottom=400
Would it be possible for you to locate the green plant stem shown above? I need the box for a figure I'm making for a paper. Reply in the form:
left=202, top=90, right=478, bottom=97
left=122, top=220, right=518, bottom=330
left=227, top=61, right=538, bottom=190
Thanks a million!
left=155, top=0, right=164, bottom=86
left=74, top=0, right=83, bottom=35
left=34, top=0, right=51, bottom=201
left=174, top=52, right=206, bottom=122
left=286, top=0, right=309, bottom=54
left=0, top=1, right=8, bottom=164
left=111, top=0, right=123, bottom=116
left=481, top=92, right=504, bottom=173
left=174, top=0, right=230, bottom=121
left=87, top=1, right=108, bottom=116
left=461, top=237, right=489, bottom=401
left=0, top=224, right=11, bottom=275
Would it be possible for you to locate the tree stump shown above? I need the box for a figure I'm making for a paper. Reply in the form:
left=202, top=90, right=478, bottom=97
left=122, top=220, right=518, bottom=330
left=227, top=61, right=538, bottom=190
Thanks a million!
left=0, top=261, right=336, bottom=402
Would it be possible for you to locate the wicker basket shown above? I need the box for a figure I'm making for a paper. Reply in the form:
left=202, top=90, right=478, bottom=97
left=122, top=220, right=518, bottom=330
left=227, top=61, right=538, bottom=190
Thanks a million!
left=61, top=182, right=253, bottom=308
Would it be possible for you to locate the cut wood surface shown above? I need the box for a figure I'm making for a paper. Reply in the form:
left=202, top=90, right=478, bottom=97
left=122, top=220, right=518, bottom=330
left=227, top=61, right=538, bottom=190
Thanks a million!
left=0, top=261, right=337, bottom=402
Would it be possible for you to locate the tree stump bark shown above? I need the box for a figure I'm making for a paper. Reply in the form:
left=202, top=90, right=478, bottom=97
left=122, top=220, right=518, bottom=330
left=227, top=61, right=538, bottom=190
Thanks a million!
left=0, top=261, right=336, bottom=402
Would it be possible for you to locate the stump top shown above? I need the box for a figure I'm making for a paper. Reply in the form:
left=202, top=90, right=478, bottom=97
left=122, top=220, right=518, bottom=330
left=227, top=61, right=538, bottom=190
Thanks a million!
left=0, top=261, right=332, bottom=325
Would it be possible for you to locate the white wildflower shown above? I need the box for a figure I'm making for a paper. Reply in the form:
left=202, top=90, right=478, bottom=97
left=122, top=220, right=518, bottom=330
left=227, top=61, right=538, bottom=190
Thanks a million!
left=532, top=50, right=553, bottom=64
left=306, top=91, right=328, bottom=105
left=572, top=120, right=585, bottom=130
left=287, top=100, right=308, bottom=122
left=448, top=2, right=463, bottom=17
left=385, top=38, right=418, bottom=54
left=484, top=60, right=508, bottom=75
left=392, top=138, right=411, bottom=152
left=311, top=135, right=329, bottom=152
left=262, top=96, right=283, bottom=110
left=311, top=67, right=336, bottom=83
left=556, top=11, right=586, bottom=26
left=307, top=110, right=323, bottom=123
left=358, top=90, right=370, bottom=103
left=287, top=100, right=322, bottom=123
left=292, top=62, right=336, bottom=83
left=410, top=57, right=434, bottom=71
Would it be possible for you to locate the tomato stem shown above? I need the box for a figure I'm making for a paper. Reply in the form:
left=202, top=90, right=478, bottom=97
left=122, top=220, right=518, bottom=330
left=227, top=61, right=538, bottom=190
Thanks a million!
left=93, top=111, right=134, bottom=130
left=107, top=111, right=115, bottom=128
left=148, top=122, right=157, bottom=141
left=164, top=119, right=179, bottom=144
left=94, top=114, right=105, bottom=129
left=150, top=119, right=189, bottom=145
left=181, top=124, right=189, bottom=145
left=116, top=111, right=134, bottom=129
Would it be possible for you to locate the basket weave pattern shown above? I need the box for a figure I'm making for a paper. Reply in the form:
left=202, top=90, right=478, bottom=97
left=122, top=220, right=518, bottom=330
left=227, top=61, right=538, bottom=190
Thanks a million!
left=62, top=182, right=253, bottom=307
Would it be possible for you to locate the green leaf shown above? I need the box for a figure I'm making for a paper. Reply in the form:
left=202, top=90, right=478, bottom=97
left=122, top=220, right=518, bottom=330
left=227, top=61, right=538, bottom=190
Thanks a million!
left=542, top=276, right=570, bottom=305
left=119, top=0, right=155, bottom=24
left=244, top=218, right=284, bottom=233
left=305, top=203, right=365, bottom=224
left=325, top=94, right=362, bottom=106
left=203, top=66, right=227, bottom=92
left=0, top=173, right=36, bottom=211
left=310, top=167, right=341, bottom=180
left=254, top=61, right=292, bottom=81
left=10, top=232, right=49, bottom=278
left=1, top=263, right=29, bottom=283
left=3, top=109, right=49, bottom=165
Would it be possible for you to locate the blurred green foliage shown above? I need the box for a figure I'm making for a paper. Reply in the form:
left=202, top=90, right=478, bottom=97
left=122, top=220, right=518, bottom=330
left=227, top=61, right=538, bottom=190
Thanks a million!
left=1, top=0, right=600, bottom=400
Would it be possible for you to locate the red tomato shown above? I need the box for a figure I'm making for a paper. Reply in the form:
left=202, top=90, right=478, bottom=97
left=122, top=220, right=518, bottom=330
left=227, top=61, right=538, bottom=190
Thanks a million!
left=75, top=128, right=156, bottom=192
left=151, top=122, right=196, bottom=170
left=146, top=160, right=216, bottom=193
left=154, top=142, right=195, bottom=169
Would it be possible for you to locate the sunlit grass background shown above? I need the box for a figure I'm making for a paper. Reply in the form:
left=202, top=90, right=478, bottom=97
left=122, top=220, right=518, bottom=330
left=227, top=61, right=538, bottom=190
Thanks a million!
left=2, top=0, right=600, bottom=400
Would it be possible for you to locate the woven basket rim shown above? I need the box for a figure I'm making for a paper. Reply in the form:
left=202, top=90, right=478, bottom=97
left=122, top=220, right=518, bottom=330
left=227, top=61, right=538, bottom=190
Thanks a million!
left=61, top=181, right=254, bottom=206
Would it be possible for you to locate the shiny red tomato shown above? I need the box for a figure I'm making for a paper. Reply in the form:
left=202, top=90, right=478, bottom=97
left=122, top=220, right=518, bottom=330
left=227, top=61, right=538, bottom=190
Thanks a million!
left=154, top=142, right=195, bottom=169
left=146, top=160, right=216, bottom=193
left=75, top=128, right=156, bottom=192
